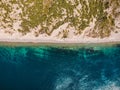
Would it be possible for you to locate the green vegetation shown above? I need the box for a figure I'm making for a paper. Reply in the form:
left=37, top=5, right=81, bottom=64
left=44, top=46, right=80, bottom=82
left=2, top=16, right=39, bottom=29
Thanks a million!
left=0, top=0, right=119, bottom=38
left=62, top=30, right=69, bottom=38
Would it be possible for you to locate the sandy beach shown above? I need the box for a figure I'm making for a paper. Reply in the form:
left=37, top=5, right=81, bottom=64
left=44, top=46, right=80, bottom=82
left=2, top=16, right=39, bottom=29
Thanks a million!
left=0, top=18, right=120, bottom=44
left=0, top=0, right=120, bottom=44
left=0, top=29, right=120, bottom=44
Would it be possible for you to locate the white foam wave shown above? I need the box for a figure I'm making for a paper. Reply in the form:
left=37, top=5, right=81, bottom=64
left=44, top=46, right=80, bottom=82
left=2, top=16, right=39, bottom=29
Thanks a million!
left=54, top=73, right=120, bottom=90
left=96, top=82, right=120, bottom=90
left=55, top=77, right=73, bottom=90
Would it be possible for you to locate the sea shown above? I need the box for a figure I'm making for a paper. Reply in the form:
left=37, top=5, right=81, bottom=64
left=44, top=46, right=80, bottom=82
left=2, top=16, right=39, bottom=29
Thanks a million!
left=0, top=43, right=120, bottom=90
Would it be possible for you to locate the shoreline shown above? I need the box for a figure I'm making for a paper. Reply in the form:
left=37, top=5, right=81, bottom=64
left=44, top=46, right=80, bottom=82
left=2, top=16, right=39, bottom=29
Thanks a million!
left=0, top=39, right=120, bottom=47
left=0, top=31, right=120, bottom=46
left=0, top=24, right=120, bottom=46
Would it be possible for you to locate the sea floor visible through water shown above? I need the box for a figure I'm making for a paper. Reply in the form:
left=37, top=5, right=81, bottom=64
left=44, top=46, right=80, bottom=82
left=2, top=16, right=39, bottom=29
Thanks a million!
left=0, top=43, right=120, bottom=90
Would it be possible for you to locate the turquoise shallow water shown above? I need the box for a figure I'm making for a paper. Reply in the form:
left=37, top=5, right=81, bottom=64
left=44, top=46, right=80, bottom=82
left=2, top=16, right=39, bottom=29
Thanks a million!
left=0, top=44, right=120, bottom=90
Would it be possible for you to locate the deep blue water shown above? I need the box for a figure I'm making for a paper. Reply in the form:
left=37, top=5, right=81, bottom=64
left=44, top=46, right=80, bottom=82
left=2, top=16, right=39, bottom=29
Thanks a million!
left=0, top=44, right=120, bottom=90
